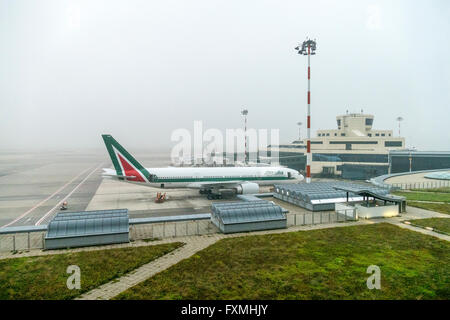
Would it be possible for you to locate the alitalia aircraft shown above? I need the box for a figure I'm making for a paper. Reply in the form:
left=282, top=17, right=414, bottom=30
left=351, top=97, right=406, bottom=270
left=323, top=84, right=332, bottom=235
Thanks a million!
left=102, top=134, right=303, bottom=199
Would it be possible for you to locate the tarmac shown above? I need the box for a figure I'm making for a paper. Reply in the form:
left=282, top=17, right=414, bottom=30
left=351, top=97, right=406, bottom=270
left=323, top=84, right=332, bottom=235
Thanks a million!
left=85, top=177, right=273, bottom=219
left=384, top=171, right=446, bottom=185
left=0, top=151, right=272, bottom=228
left=0, top=151, right=105, bottom=227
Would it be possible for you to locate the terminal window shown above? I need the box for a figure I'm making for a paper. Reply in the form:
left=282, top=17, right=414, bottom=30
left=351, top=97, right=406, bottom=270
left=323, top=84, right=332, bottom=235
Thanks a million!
left=385, top=141, right=403, bottom=147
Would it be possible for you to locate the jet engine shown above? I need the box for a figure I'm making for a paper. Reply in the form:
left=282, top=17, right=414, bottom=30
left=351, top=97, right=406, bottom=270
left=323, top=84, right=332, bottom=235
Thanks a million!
left=234, top=182, right=259, bottom=195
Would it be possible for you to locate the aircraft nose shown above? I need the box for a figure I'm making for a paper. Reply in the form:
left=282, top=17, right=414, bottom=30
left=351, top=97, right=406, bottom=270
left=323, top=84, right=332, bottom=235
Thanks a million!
left=289, top=169, right=302, bottom=180
left=294, top=171, right=304, bottom=181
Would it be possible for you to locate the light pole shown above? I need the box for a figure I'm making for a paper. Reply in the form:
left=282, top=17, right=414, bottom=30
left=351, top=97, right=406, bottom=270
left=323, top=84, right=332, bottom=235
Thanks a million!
left=297, top=122, right=302, bottom=141
left=409, top=151, right=412, bottom=172
left=396, top=116, right=403, bottom=137
left=241, top=109, right=248, bottom=164
left=295, top=38, right=317, bottom=183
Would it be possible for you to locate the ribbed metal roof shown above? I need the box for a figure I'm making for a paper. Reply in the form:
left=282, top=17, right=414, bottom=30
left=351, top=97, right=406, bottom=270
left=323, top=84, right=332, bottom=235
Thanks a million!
left=53, top=209, right=128, bottom=221
left=46, top=209, right=129, bottom=239
left=212, top=201, right=273, bottom=211
left=212, top=201, right=285, bottom=225
left=274, top=181, right=390, bottom=205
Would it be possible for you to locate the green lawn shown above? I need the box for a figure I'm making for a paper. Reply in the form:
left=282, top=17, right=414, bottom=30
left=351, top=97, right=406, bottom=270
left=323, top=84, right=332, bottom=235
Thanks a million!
left=0, top=242, right=183, bottom=300
left=407, top=201, right=450, bottom=215
left=410, top=187, right=450, bottom=193
left=115, top=224, right=450, bottom=300
left=409, top=218, right=450, bottom=234
left=392, top=191, right=450, bottom=203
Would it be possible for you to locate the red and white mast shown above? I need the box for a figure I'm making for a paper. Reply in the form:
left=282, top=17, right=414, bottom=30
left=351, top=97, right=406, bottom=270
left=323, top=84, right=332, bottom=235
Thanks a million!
left=295, top=38, right=317, bottom=183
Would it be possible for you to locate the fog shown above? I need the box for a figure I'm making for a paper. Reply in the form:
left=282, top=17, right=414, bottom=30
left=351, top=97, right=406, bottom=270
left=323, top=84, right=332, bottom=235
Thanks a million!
left=1, top=0, right=449, bottom=152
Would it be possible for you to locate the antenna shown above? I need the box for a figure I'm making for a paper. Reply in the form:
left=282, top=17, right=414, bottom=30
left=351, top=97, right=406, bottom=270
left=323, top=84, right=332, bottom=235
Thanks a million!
left=396, top=116, right=403, bottom=136
left=241, top=109, right=249, bottom=164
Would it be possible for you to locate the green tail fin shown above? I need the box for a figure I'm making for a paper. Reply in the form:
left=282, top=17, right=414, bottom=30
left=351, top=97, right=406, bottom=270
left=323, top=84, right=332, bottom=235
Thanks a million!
left=102, top=134, right=150, bottom=182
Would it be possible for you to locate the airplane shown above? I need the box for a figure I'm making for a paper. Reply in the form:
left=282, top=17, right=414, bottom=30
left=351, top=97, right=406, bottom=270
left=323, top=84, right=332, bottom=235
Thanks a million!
left=101, top=134, right=303, bottom=199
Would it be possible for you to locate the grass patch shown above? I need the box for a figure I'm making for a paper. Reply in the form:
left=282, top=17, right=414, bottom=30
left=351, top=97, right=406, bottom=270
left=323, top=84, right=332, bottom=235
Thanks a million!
left=0, top=242, right=183, bottom=300
left=410, top=187, right=450, bottom=193
left=407, top=201, right=450, bottom=215
left=115, top=224, right=450, bottom=300
left=409, top=218, right=450, bottom=234
left=392, top=191, right=450, bottom=203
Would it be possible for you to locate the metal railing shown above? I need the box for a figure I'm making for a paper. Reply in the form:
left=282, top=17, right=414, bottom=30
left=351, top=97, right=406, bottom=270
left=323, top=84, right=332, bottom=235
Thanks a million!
left=0, top=226, right=47, bottom=253
left=130, top=219, right=218, bottom=241
left=0, top=215, right=215, bottom=252
left=0, top=208, right=358, bottom=252
left=391, top=180, right=450, bottom=190
left=286, top=208, right=357, bottom=227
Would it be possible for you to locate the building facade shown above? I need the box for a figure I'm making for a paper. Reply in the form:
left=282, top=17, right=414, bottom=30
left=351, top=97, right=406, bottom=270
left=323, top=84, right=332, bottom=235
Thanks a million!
left=269, top=112, right=405, bottom=179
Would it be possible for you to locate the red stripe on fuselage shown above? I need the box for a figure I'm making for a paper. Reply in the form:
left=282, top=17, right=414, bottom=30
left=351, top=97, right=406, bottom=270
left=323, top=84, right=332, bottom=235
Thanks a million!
left=117, top=153, right=146, bottom=182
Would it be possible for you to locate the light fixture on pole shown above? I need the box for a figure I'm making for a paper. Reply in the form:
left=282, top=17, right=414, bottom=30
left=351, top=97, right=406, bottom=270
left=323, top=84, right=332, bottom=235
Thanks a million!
left=295, top=38, right=317, bottom=183
left=297, top=122, right=303, bottom=140
left=241, top=109, right=249, bottom=164
left=396, top=116, right=403, bottom=137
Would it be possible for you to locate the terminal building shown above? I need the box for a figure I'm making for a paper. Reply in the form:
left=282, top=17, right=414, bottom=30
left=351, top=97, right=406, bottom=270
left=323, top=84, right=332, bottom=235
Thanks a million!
left=268, top=112, right=450, bottom=180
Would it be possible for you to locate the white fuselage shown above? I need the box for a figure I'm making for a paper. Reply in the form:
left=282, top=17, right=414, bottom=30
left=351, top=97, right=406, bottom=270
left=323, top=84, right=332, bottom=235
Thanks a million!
left=104, top=166, right=303, bottom=189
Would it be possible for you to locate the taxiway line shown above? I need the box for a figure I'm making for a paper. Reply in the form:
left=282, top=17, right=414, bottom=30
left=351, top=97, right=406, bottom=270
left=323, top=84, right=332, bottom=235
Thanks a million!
left=35, top=162, right=104, bottom=226
left=0, top=165, right=95, bottom=228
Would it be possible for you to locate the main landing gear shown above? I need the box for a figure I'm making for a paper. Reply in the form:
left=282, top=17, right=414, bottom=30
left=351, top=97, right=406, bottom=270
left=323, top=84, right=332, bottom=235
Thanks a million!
left=199, top=189, right=223, bottom=200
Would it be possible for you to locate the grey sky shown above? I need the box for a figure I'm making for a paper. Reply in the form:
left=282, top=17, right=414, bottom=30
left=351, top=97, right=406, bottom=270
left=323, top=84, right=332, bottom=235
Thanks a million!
left=1, top=0, right=449, bottom=151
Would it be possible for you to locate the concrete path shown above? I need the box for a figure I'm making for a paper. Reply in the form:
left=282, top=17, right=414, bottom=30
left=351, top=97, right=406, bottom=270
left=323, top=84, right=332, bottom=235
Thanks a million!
left=407, top=200, right=448, bottom=204
left=75, top=235, right=221, bottom=300
left=388, top=220, right=450, bottom=241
